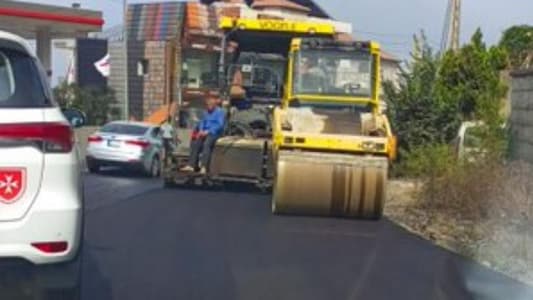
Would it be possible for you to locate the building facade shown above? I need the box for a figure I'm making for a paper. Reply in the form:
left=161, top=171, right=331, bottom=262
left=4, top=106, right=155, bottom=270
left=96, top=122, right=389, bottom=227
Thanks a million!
left=107, top=0, right=401, bottom=122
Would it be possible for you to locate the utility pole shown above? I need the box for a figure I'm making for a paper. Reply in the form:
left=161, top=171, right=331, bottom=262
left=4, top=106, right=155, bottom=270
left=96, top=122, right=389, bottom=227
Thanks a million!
left=123, top=0, right=129, bottom=120
left=440, top=0, right=462, bottom=53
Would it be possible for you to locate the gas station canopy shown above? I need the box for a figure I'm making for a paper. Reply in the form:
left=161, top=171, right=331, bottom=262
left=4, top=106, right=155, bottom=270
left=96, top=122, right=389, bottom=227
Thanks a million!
left=0, top=0, right=103, bottom=39
left=0, top=0, right=104, bottom=77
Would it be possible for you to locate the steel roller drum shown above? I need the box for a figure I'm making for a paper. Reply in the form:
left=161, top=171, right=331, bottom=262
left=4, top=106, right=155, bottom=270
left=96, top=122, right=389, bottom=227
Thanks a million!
left=272, top=151, right=388, bottom=219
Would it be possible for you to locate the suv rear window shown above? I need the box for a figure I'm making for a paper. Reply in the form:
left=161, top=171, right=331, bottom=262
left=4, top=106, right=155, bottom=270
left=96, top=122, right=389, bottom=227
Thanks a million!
left=100, top=123, right=149, bottom=136
left=0, top=47, right=49, bottom=108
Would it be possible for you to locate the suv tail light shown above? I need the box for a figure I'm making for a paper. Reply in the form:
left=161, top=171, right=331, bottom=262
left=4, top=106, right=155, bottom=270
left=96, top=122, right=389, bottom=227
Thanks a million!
left=0, top=123, right=73, bottom=153
left=31, top=242, right=68, bottom=253
left=126, top=140, right=150, bottom=148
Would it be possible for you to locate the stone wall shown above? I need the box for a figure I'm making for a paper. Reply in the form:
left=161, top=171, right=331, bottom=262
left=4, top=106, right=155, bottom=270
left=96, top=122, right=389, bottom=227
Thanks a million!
left=142, top=41, right=169, bottom=120
left=127, top=41, right=173, bottom=121
left=510, top=70, right=533, bottom=164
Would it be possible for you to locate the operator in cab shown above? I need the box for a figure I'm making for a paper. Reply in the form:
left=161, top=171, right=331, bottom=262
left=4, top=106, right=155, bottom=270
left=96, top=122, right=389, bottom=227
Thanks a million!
left=300, top=57, right=328, bottom=92
left=180, top=94, right=225, bottom=174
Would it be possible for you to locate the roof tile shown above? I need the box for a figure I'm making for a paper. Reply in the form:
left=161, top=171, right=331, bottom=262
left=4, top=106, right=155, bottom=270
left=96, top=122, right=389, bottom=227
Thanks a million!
left=252, top=0, right=311, bottom=13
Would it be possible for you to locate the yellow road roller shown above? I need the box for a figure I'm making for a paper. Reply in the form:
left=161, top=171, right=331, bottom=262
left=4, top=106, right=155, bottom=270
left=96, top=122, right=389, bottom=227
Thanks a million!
left=271, top=38, right=396, bottom=219
left=165, top=18, right=395, bottom=219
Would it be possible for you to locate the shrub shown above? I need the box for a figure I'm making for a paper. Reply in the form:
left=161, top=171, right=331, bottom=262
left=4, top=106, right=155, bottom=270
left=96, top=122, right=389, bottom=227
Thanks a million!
left=395, top=143, right=456, bottom=178
left=53, top=83, right=119, bottom=126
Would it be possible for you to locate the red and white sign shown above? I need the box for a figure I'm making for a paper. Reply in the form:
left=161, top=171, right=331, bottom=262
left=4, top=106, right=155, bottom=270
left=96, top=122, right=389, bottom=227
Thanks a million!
left=66, top=54, right=76, bottom=84
left=0, top=168, right=26, bottom=204
left=94, top=54, right=110, bottom=77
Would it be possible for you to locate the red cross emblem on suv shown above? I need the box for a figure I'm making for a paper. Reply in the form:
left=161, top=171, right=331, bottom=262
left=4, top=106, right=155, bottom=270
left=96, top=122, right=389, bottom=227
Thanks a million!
left=0, top=168, right=26, bottom=204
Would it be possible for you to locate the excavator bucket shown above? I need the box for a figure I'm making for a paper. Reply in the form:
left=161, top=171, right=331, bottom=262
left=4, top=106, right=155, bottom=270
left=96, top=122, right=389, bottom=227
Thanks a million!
left=272, top=151, right=388, bottom=219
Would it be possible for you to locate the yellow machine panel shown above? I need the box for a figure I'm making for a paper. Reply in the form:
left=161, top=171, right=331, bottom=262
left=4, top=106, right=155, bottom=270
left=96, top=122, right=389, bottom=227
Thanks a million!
left=219, top=17, right=335, bottom=35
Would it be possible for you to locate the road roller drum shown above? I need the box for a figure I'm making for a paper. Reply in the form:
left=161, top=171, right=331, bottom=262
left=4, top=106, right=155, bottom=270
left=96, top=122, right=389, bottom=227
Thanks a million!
left=272, top=151, right=388, bottom=219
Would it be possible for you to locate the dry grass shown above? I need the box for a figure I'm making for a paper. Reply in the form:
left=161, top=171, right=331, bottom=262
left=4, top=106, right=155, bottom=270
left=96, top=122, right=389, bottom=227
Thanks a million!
left=386, top=161, right=533, bottom=285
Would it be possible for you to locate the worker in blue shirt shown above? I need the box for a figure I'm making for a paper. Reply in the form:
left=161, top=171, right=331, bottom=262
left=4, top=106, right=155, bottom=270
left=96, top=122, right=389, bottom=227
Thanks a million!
left=180, top=94, right=225, bottom=174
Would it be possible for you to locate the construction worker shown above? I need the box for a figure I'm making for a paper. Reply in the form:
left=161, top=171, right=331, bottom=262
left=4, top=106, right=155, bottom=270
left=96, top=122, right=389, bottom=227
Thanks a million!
left=180, top=94, right=225, bottom=174
left=161, top=117, right=174, bottom=158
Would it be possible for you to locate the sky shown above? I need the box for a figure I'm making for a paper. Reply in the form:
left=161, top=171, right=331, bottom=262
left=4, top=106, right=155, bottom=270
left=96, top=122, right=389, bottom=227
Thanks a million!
left=19, top=0, right=533, bottom=83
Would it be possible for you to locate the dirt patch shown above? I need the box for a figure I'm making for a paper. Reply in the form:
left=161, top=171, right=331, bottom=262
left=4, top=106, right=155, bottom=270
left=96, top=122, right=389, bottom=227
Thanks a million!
left=386, top=175, right=533, bottom=286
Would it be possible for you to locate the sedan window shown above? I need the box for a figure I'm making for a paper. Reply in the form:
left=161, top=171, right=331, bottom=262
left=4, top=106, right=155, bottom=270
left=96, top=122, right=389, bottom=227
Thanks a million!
left=151, top=127, right=161, bottom=138
left=100, top=124, right=149, bottom=136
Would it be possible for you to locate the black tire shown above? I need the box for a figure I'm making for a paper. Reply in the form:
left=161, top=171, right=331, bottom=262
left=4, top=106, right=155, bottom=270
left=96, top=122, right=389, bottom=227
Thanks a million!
left=87, top=161, right=100, bottom=173
left=147, top=156, right=161, bottom=178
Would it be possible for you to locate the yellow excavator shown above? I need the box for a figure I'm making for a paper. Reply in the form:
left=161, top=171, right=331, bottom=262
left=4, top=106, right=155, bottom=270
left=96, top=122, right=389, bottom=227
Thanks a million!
left=164, top=18, right=396, bottom=219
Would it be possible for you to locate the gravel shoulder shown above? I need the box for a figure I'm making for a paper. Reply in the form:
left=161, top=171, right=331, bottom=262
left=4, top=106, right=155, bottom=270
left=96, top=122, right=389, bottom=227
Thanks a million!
left=386, top=180, right=533, bottom=286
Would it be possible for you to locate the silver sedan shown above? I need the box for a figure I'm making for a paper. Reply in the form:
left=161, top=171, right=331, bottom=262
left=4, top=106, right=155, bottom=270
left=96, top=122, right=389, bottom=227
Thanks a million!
left=86, top=121, right=163, bottom=177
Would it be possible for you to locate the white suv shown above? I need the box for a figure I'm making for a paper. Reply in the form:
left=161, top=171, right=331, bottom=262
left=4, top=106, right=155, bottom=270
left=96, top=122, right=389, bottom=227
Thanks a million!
left=0, top=31, right=84, bottom=298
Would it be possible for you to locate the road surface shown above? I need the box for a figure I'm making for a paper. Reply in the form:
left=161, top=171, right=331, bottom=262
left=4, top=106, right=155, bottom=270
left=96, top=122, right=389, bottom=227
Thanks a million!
left=2, top=171, right=533, bottom=299
left=80, top=171, right=533, bottom=300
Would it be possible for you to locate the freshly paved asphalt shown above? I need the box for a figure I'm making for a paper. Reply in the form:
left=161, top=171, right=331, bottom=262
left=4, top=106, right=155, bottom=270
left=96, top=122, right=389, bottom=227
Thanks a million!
left=79, top=171, right=533, bottom=300
left=3, top=170, right=532, bottom=299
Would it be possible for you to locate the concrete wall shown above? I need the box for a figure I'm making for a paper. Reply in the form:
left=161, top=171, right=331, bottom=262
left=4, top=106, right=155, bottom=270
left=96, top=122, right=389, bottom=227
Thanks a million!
left=109, top=42, right=126, bottom=120
left=510, top=70, right=533, bottom=164
left=74, top=126, right=99, bottom=167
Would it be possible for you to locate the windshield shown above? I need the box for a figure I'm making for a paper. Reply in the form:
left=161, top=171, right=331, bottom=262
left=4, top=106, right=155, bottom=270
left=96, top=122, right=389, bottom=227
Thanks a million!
left=100, top=123, right=149, bottom=136
left=293, top=49, right=373, bottom=97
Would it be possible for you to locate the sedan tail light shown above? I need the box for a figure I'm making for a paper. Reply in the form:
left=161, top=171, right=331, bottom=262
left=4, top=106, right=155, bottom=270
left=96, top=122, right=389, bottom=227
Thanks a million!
left=88, top=135, right=103, bottom=143
left=126, top=140, right=150, bottom=148
left=0, top=122, right=73, bottom=153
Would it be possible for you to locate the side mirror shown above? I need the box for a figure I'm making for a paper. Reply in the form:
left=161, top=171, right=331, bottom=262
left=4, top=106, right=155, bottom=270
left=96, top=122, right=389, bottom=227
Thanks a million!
left=62, top=108, right=87, bottom=128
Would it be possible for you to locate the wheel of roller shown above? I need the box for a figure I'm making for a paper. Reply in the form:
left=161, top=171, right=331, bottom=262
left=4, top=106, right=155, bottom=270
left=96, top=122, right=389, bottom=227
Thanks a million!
left=358, top=166, right=386, bottom=219
left=272, top=151, right=387, bottom=219
left=272, top=151, right=333, bottom=216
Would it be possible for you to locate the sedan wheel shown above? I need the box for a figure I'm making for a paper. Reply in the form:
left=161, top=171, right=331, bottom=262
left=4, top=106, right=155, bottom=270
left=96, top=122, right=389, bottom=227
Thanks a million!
left=87, top=161, right=100, bottom=173
left=149, top=156, right=160, bottom=177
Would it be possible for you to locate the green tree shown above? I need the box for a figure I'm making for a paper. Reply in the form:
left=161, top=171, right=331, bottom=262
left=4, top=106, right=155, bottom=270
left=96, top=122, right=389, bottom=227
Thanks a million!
left=499, top=25, right=533, bottom=69
left=384, top=32, right=460, bottom=155
left=384, top=29, right=509, bottom=168
left=435, top=29, right=508, bottom=122
left=436, top=29, right=508, bottom=156
left=53, top=82, right=119, bottom=125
